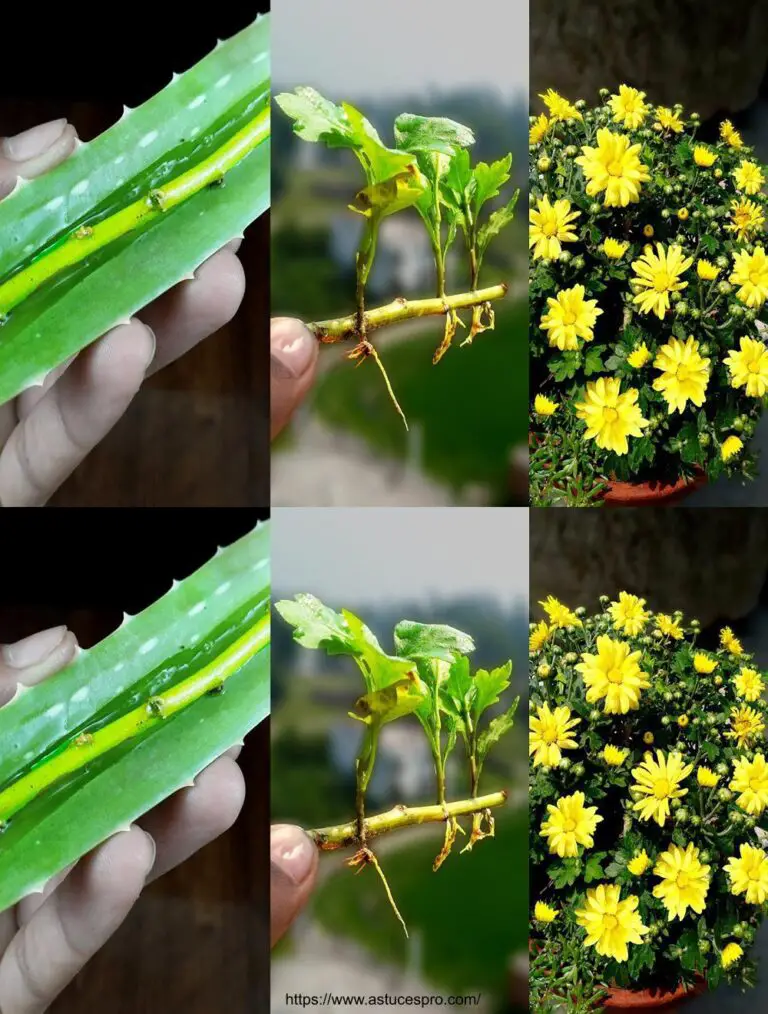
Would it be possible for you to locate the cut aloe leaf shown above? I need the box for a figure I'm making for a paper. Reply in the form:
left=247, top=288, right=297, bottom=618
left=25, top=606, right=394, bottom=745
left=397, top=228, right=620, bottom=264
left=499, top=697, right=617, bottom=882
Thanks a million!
left=0, top=13, right=270, bottom=405
left=0, top=521, right=271, bottom=913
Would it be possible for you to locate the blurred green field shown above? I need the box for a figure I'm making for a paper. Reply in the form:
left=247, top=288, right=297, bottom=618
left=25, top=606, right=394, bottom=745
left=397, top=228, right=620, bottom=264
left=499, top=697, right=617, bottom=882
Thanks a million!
left=312, top=807, right=528, bottom=997
left=313, top=300, right=528, bottom=498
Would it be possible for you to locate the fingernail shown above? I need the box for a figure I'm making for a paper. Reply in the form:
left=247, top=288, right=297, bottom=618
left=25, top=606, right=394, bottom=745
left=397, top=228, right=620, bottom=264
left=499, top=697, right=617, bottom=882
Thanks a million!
left=144, top=325, right=157, bottom=367
left=142, top=829, right=157, bottom=873
left=271, top=825, right=315, bottom=886
left=2, top=119, right=67, bottom=162
left=2, top=625, right=67, bottom=668
left=271, top=319, right=315, bottom=380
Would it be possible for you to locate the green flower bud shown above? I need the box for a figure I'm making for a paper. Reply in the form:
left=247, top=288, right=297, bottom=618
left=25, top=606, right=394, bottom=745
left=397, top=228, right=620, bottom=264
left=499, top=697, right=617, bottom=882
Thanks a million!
left=589, top=709, right=602, bottom=722
left=714, top=168, right=723, bottom=179
left=565, top=145, right=578, bottom=157
left=573, top=763, right=586, bottom=777
left=537, top=663, right=551, bottom=678
left=574, top=606, right=587, bottom=617
left=718, top=281, right=732, bottom=295
left=716, top=255, right=729, bottom=268
left=559, top=757, right=572, bottom=770
left=589, top=202, right=602, bottom=215
left=661, top=715, right=671, bottom=726
left=661, top=208, right=671, bottom=219
left=565, top=652, right=578, bottom=663
left=733, top=417, right=745, bottom=432
left=676, top=808, right=689, bottom=822
left=537, top=156, right=551, bottom=172
left=675, top=302, right=689, bottom=316
left=718, top=787, right=732, bottom=802
left=559, top=250, right=573, bottom=263
left=699, top=940, right=710, bottom=954
left=699, top=433, right=710, bottom=447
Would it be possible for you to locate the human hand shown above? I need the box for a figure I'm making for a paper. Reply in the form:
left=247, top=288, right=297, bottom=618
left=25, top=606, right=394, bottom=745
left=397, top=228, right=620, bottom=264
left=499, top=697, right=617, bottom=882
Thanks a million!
left=0, top=626, right=246, bottom=1013
left=0, top=118, right=247, bottom=506
left=270, top=318, right=319, bottom=439
left=270, top=824, right=319, bottom=946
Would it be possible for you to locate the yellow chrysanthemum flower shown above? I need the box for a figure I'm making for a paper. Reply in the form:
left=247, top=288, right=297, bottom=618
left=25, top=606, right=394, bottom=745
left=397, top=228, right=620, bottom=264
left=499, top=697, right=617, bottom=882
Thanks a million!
left=652, top=336, right=710, bottom=415
left=693, top=145, right=717, bottom=168
left=721, top=626, right=744, bottom=655
left=656, top=614, right=683, bottom=640
left=575, top=128, right=651, bottom=207
left=534, top=394, right=558, bottom=418
left=722, top=942, right=744, bottom=969
left=677, top=714, right=690, bottom=728
left=643, top=224, right=655, bottom=238
left=575, top=884, right=649, bottom=963
left=608, top=85, right=649, bottom=129
left=608, top=591, right=649, bottom=636
left=539, top=88, right=582, bottom=122
left=728, top=705, right=765, bottom=748
left=529, top=702, right=581, bottom=768
left=653, top=842, right=710, bottom=921
left=627, top=343, right=652, bottom=369
left=540, top=792, right=603, bottom=858
left=631, top=750, right=693, bottom=826
left=731, top=754, right=768, bottom=815
left=697, top=259, right=720, bottom=281
left=576, top=634, right=650, bottom=714
left=627, top=850, right=651, bottom=876
left=725, top=844, right=768, bottom=905
left=693, top=653, right=717, bottom=674
left=724, top=336, right=768, bottom=398
left=733, top=159, right=766, bottom=195
left=678, top=208, right=690, bottom=222
left=575, top=377, right=650, bottom=456
left=534, top=901, right=559, bottom=923
left=654, top=107, right=684, bottom=133
left=603, top=237, right=629, bottom=259
left=730, top=247, right=768, bottom=309
left=603, top=744, right=628, bottom=766
left=643, top=732, right=655, bottom=745
left=721, top=435, right=744, bottom=462
left=530, top=113, right=549, bottom=145
left=631, top=243, right=693, bottom=319
left=728, top=198, right=765, bottom=241
left=697, top=766, right=720, bottom=788
left=734, top=666, right=765, bottom=701
left=540, top=595, right=582, bottom=629
left=720, top=119, right=744, bottom=149
left=530, top=195, right=581, bottom=261
left=529, top=619, right=550, bottom=653
left=540, top=285, right=603, bottom=351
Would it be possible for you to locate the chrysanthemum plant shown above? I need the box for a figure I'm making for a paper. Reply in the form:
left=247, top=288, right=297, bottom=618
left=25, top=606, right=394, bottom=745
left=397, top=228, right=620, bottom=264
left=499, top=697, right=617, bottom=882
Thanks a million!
left=275, top=593, right=518, bottom=934
left=530, top=85, right=768, bottom=492
left=275, top=88, right=518, bottom=427
left=529, top=593, right=768, bottom=1012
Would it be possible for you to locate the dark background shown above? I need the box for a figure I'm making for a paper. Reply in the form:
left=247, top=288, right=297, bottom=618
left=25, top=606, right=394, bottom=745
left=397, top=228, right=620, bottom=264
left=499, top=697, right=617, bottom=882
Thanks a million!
left=0, top=509, right=270, bottom=1013
left=0, top=9, right=270, bottom=507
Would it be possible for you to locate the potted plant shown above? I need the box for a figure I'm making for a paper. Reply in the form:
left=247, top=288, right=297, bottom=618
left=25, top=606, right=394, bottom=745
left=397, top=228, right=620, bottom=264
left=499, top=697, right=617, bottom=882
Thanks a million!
left=529, top=593, right=768, bottom=1012
left=529, top=85, right=768, bottom=504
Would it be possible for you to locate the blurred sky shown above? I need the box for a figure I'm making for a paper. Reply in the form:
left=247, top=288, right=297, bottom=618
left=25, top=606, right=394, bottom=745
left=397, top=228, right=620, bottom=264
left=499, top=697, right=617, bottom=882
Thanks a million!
left=272, top=507, right=528, bottom=608
left=272, top=0, right=528, bottom=99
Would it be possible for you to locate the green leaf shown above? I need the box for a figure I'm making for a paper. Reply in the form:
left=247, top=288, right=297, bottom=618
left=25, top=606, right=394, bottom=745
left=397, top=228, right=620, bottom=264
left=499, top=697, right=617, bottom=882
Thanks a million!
left=583, top=346, right=604, bottom=377
left=476, top=698, right=519, bottom=764
left=471, top=155, right=512, bottom=214
left=274, top=596, right=413, bottom=693
left=583, top=853, right=606, bottom=883
left=551, top=351, right=580, bottom=381
left=477, top=190, right=520, bottom=257
left=0, top=16, right=270, bottom=406
left=393, top=113, right=475, bottom=156
left=0, top=525, right=271, bottom=913
left=548, top=857, right=581, bottom=889
left=472, top=661, right=513, bottom=720
left=394, top=620, right=475, bottom=662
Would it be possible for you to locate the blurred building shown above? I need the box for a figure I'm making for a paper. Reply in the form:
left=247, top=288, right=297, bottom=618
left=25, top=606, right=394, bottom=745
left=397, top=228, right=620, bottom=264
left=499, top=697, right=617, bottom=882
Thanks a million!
left=329, top=214, right=435, bottom=297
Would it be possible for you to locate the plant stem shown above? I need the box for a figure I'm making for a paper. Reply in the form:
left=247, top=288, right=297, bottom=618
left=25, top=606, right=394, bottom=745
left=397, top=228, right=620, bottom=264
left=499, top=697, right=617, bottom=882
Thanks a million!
left=0, top=611, right=270, bottom=825
left=309, top=283, right=507, bottom=342
left=0, top=105, right=270, bottom=316
left=308, top=789, right=507, bottom=850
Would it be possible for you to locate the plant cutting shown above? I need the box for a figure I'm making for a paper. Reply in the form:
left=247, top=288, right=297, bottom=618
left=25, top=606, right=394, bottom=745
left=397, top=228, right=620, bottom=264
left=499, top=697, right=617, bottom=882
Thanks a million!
left=275, top=593, right=518, bottom=935
left=0, top=521, right=270, bottom=914
left=0, top=15, right=270, bottom=408
left=275, top=87, right=519, bottom=427
left=530, top=85, right=768, bottom=505
left=529, top=592, right=768, bottom=1012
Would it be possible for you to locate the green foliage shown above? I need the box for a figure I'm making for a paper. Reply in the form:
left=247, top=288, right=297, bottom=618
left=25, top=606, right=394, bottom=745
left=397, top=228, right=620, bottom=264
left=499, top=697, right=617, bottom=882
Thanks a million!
left=530, top=85, right=768, bottom=489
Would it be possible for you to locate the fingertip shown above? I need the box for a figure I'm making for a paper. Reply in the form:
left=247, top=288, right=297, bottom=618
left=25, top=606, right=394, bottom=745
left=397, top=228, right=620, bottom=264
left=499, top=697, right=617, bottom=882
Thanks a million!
left=89, top=319, right=156, bottom=394
left=271, top=318, right=318, bottom=380
left=271, top=824, right=318, bottom=888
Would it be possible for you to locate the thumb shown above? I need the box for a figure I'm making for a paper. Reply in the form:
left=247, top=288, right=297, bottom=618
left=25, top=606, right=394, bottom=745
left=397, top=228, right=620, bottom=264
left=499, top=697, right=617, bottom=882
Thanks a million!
left=0, top=118, right=78, bottom=199
left=271, top=318, right=319, bottom=440
left=270, top=824, right=319, bottom=947
left=0, top=626, right=78, bottom=707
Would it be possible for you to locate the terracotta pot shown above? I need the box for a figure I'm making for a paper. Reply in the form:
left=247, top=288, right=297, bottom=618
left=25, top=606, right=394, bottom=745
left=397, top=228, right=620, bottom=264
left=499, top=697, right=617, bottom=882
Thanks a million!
left=602, top=470, right=707, bottom=507
left=604, top=977, right=706, bottom=1011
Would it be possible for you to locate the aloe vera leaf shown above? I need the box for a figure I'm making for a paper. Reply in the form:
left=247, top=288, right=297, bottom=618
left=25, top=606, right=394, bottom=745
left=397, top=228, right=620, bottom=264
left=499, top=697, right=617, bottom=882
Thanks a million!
left=0, top=521, right=270, bottom=791
left=0, top=15, right=270, bottom=404
left=0, top=641, right=270, bottom=912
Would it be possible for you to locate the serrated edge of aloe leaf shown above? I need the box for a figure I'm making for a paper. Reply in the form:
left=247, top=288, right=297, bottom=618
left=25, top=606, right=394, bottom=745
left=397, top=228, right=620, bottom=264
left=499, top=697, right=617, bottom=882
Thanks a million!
left=0, top=14, right=270, bottom=279
left=0, top=521, right=270, bottom=786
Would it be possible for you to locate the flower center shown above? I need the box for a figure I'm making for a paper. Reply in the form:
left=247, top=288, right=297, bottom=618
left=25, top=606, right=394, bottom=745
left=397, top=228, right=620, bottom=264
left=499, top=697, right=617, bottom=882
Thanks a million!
left=543, top=727, right=558, bottom=744
left=654, top=271, right=671, bottom=291
left=563, top=817, right=577, bottom=832
left=562, top=310, right=577, bottom=325
left=750, top=777, right=763, bottom=791
left=603, top=914, right=619, bottom=930
left=542, top=219, right=558, bottom=237
left=676, top=872, right=690, bottom=889
left=602, top=407, right=619, bottom=424
left=654, top=778, right=671, bottom=798
left=749, top=270, right=763, bottom=285
left=748, top=361, right=761, bottom=373
left=607, top=160, right=625, bottom=177
left=676, top=364, right=691, bottom=382
left=606, top=666, right=624, bottom=683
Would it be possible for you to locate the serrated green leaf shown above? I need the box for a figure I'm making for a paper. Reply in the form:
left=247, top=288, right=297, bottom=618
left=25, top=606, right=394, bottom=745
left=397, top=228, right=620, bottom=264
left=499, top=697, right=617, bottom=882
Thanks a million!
left=477, top=190, right=519, bottom=257
left=471, top=155, right=512, bottom=214
left=393, top=620, right=475, bottom=662
left=393, top=113, right=474, bottom=156
left=472, top=660, right=513, bottom=720
left=476, top=697, right=519, bottom=764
